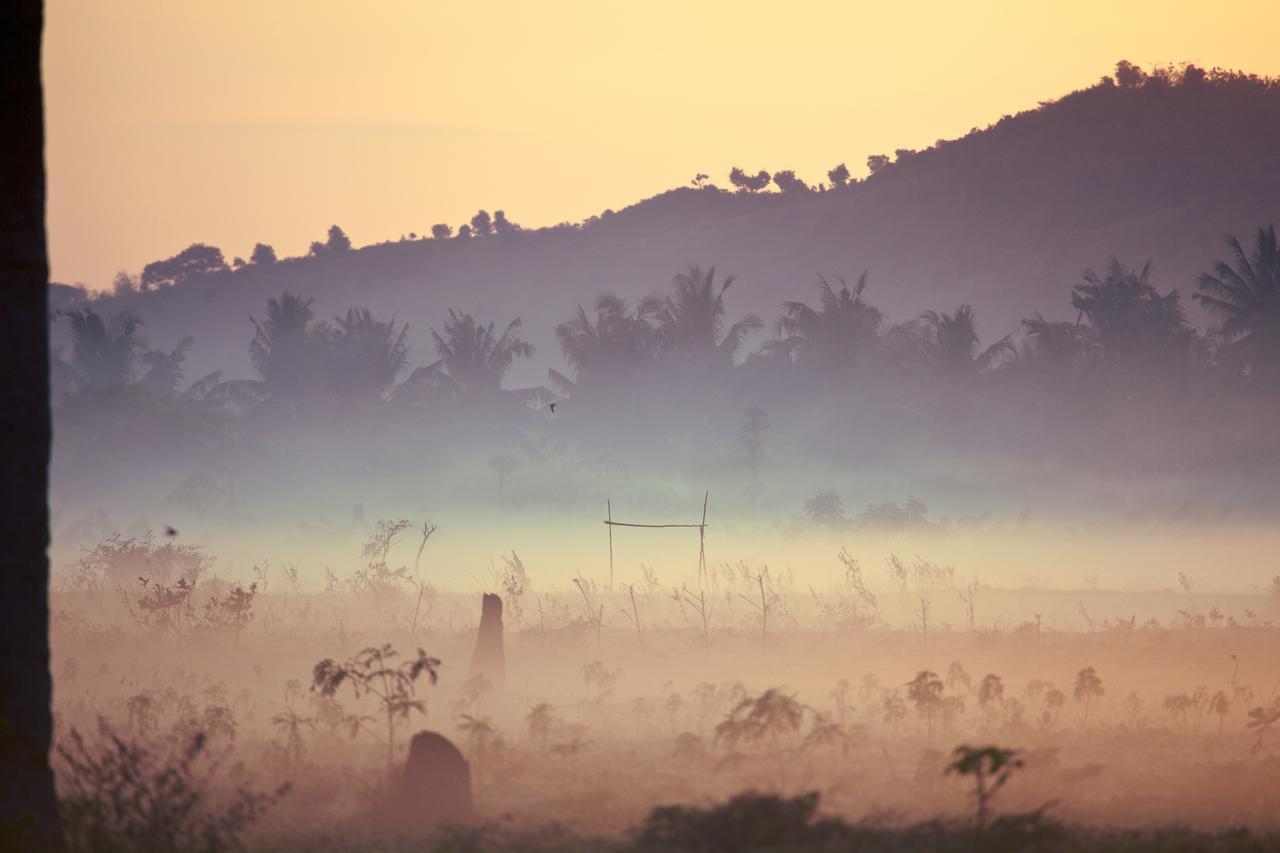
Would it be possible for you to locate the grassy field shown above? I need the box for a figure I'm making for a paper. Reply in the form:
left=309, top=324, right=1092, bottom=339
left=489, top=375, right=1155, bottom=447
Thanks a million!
left=47, top=530, right=1280, bottom=851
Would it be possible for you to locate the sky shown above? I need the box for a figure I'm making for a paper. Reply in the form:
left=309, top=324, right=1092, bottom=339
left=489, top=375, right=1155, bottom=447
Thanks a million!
left=45, top=0, right=1280, bottom=289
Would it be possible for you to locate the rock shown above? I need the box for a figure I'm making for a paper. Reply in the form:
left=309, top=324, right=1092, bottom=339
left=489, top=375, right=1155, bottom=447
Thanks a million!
left=391, top=730, right=473, bottom=828
left=468, top=593, right=505, bottom=685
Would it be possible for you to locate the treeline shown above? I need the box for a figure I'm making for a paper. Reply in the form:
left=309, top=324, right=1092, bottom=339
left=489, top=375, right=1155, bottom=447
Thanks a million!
left=52, top=224, right=1280, bottom=433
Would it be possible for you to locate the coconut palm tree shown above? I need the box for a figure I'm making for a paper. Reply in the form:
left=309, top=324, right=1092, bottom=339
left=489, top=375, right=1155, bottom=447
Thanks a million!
left=249, top=291, right=329, bottom=400
left=1194, top=224, right=1280, bottom=378
left=328, top=307, right=410, bottom=402
left=914, top=304, right=1014, bottom=379
left=136, top=335, right=194, bottom=398
left=411, top=309, right=532, bottom=396
left=1011, top=312, right=1090, bottom=403
left=657, top=265, right=762, bottom=367
left=1071, top=258, right=1192, bottom=371
left=767, top=273, right=883, bottom=377
left=553, top=293, right=660, bottom=392
left=60, top=307, right=143, bottom=388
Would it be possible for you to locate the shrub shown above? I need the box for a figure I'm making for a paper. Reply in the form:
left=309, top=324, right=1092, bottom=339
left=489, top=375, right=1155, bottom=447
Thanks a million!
left=57, top=720, right=287, bottom=853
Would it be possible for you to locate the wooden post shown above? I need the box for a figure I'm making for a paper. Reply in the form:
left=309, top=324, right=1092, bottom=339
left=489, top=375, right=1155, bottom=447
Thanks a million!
left=603, top=494, right=709, bottom=590
left=698, top=491, right=708, bottom=589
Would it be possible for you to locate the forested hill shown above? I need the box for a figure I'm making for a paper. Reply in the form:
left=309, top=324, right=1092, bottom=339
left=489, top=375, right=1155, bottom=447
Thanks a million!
left=53, top=63, right=1280, bottom=389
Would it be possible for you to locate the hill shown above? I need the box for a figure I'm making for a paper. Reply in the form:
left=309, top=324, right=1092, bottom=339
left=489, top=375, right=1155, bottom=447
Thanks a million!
left=53, top=63, right=1280, bottom=389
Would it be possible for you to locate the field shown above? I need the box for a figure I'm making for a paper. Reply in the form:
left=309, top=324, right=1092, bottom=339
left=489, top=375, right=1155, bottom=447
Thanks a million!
left=45, top=521, right=1280, bottom=851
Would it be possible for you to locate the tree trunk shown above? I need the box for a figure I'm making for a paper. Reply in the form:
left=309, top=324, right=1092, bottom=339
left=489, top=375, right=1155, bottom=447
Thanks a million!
left=0, top=2, right=64, bottom=849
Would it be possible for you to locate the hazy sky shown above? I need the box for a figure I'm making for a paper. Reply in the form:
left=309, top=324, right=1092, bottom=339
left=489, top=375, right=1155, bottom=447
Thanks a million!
left=46, top=0, right=1280, bottom=288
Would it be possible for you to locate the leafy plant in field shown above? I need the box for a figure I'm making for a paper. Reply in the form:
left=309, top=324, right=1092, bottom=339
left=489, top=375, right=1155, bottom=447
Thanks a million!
left=1247, top=698, right=1280, bottom=754
left=956, top=576, right=980, bottom=631
left=580, top=660, right=620, bottom=703
left=1122, top=692, right=1142, bottom=728
left=1073, top=667, right=1104, bottom=729
left=311, top=644, right=441, bottom=769
left=714, top=688, right=809, bottom=789
left=672, top=732, right=706, bottom=764
left=977, top=674, right=1005, bottom=728
left=946, top=661, right=971, bottom=694
left=1041, top=688, right=1066, bottom=730
left=815, top=549, right=878, bottom=629
left=525, top=702, right=558, bottom=749
left=196, top=705, right=237, bottom=746
left=201, top=582, right=257, bottom=641
left=406, top=522, right=438, bottom=639
left=946, top=745, right=1024, bottom=830
left=907, top=671, right=945, bottom=743
left=550, top=728, right=592, bottom=779
left=495, top=550, right=530, bottom=626
left=1209, top=691, right=1231, bottom=743
left=1163, top=692, right=1197, bottom=735
left=637, top=791, right=843, bottom=852
left=350, top=518, right=412, bottom=597
left=57, top=720, right=287, bottom=853
left=65, top=532, right=212, bottom=595
left=450, top=672, right=494, bottom=718
left=829, top=679, right=853, bottom=725
left=883, top=693, right=908, bottom=729
left=887, top=555, right=954, bottom=664
left=270, top=706, right=315, bottom=771
left=456, top=714, right=501, bottom=783
left=126, top=692, right=159, bottom=735
left=130, top=577, right=198, bottom=637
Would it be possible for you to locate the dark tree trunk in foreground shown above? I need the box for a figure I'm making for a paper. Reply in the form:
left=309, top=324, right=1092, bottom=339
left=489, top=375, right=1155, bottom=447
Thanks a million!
left=0, top=2, right=64, bottom=850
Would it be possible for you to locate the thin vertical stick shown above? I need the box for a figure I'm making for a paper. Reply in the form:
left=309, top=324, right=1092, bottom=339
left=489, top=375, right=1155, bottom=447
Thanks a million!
left=698, top=491, right=708, bottom=589
left=625, top=583, right=644, bottom=657
left=607, top=499, right=614, bottom=590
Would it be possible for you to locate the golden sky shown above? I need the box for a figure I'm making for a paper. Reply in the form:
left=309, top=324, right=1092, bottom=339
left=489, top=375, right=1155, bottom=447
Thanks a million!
left=45, top=0, right=1280, bottom=288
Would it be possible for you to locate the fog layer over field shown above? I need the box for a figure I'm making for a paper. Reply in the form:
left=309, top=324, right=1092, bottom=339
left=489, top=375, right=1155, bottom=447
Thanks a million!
left=43, top=63, right=1280, bottom=850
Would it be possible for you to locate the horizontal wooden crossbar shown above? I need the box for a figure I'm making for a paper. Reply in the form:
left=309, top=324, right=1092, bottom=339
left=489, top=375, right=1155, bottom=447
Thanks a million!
left=603, top=521, right=706, bottom=529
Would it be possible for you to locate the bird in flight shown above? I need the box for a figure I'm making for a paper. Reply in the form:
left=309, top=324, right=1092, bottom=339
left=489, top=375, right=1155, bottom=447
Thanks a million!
left=549, top=403, right=558, bottom=414
left=165, top=525, right=178, bottom=538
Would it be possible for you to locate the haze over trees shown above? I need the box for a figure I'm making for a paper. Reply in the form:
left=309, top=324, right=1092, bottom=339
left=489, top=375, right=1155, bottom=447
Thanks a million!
left=44, top=215, right=1280, bottom=543
left=37, top=60, right=1280, bottom=551
left=22, top=51, right=1280, bottom=852
left=49, top=61, right=1280, bottom=399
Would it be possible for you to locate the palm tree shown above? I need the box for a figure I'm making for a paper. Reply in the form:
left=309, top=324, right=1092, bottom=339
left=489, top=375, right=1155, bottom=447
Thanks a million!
left=553, top=294, right=660, bottom=392
left=136, top=335, right=194, bottom=398
left=1195, top=224, right=1280, bottom=378
left=328, top=307, right=410, bottom=402
left=1012, top=312, right=1090, bottom=402
left=739, top=406, right=769, bottom=513
left=914, top=305, right=1013, bottom=379
left=412, top=309, right=532, bottom=396
left=767, top=273, right=883, bottom=377
left=249, top=291, right=328, bottom=400
left=60, top=308, right=143, bottom=388
left=657, top=265, right=762, bottom=367
left=1, top=1, right=65, bottom=844
left=488, top=454, right=518, bottom=523
left=1072, top=258, right=1192, bottom=370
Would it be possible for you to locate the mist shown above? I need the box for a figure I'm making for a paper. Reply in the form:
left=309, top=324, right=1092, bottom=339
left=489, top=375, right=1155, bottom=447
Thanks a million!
left=35, top=57, right=1280, bottom=852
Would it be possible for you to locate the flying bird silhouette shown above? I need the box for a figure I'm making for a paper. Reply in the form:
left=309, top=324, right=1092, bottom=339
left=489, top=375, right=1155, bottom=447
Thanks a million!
left=549, top=403, right=557, bottom=414
left=164, top=525, right=178, bottom=538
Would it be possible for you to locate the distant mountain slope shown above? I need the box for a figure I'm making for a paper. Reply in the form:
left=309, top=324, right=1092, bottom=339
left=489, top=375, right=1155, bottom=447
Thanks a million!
left=55, top=65, right=1280, bottom=389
